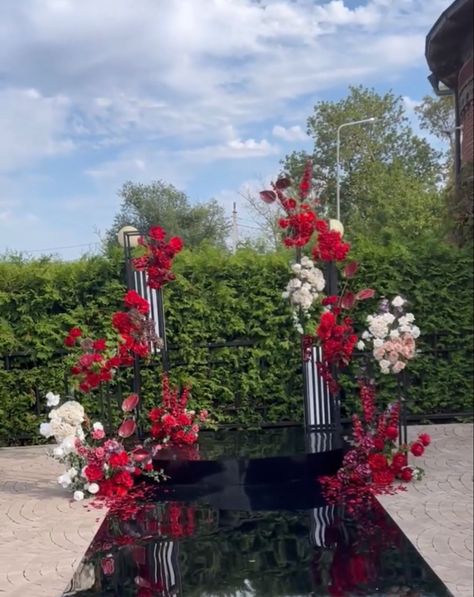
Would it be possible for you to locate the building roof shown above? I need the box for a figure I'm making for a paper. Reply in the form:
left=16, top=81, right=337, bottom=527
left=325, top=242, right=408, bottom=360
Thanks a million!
left=426, top=0, right=473, bottom=88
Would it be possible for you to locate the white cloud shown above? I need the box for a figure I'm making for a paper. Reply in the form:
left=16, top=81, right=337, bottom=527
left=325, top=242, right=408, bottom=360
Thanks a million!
left=272, top=124, right=308, bottom=142
left=0, top=88, right=72, bottom=173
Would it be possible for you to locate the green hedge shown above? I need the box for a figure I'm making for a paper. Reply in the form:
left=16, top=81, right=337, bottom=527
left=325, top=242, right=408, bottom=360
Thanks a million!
left=0, top=242, right=472, bottom=445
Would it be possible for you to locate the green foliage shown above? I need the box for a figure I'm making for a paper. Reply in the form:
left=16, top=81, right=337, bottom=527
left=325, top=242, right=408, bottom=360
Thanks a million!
left=283, top=86, right=444, bottom=242
left=106, top=180, right=230, bottom=249
left=0, top=242, right=472, bottom=445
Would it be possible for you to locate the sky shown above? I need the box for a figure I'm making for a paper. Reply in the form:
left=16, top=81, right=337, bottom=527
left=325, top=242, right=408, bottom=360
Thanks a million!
left=0, top=0, right=451, bottom=258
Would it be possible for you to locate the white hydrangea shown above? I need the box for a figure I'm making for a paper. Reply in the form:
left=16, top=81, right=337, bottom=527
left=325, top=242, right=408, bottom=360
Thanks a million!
left=39, top=422, right=54, bottom=438
left=389, top=329, right=400, bottom=339
left=411, top=325, right=420, bottom=339
left=291, top=263, right=302, bottom=274
left=46, top=391, right=60, bottom=408
left=392, top=296, right=405, bottom=308
left=50, top=419, right=77, bottom=442
left=300, top=256, right=313, bottom=268
left=382, top=312, right=395, bottom=325
left=368, top=317, right=389, bottom=339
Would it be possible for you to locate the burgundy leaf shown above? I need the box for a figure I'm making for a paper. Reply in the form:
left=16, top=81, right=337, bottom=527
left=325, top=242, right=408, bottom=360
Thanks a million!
left=343, top=261, right=359, bottom=279
left=259, top=190, right=277, bottom=204
left=118, top=418, right=136, bottom=438
left=122, top=393, right=139, bottom=412
left=275, top=177, right=291, bottom=190
left=355, top=288, right=376, bottom=301
left=341, top=292, right=356, bottom=310
left=131, top=447, right=150, bottom=463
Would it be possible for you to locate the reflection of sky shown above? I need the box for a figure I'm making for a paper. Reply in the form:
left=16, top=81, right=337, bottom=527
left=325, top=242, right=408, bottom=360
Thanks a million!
left=0, top=0, right=451, bottom=257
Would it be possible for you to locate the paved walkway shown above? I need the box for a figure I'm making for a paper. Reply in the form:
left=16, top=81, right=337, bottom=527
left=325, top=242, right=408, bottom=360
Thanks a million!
left=378, top=423, right=473, bottom=597
left=0, top=445, right=107, bottom=597
left=0, top=425, right=472, bottom=596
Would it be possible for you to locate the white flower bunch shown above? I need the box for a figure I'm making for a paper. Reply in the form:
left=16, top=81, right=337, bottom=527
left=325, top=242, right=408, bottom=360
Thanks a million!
left=282, top=256, right=325, bottom=314
left=358, top=296, right=420, bottom=374
left=39, top=391, right=93, bottom=500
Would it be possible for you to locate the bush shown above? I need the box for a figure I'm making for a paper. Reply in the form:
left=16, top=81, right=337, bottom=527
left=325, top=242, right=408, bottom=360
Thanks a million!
left=0, top=242, right=472, bottom=445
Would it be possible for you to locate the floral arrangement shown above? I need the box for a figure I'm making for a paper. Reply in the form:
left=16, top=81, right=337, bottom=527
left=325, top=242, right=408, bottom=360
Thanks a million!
left=149, top=374, right=208, bottom=446
left=39, top=392, right=165, bottom=501
left=260, top=162, right=429, bottom=502
left=320, top=381, right=430, bottom=512
left=358, top=295, right=420, bottom=374
left=39, top=225, right=212, bottom=504
left=131, top=225, right=183, bottom=289
left=282, top=256, right=325, bottom=333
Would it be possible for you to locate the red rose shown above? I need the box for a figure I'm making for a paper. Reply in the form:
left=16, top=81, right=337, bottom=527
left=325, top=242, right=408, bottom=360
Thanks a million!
left=113, top=470, right=134, bottom=489
left=64, top=335, right=75, bottom=347
left=92, top=338, right=107, bottom=351
left=69, top=327, right=82, bottom=338
left=373, top=470, right=395, bottom=486
left=400, top=468, right=413, bottom=482
left=373, top=437, right=385, bottom=451
left=385, top=426, right=398, bottom=441
left=411, top=442, right=425, bottom=457
left=418, top=433, right=431, bottom=447
left=109, top=451, right=129, bottom=468
left=84, top=464, right=103, bottom=482
left=392, top=452, right=408, bottom=470
left=101, top=557, right=115, bottom=576
left=168, top=237, right=184, bottom=253
left=368, top=453, right=388, bottom=472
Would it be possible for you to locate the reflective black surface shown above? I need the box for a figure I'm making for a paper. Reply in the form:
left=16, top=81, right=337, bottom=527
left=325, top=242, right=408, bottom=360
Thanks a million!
left=64, top=498, right=451, bottom=596
left=151, top=428, right=344, bottom=495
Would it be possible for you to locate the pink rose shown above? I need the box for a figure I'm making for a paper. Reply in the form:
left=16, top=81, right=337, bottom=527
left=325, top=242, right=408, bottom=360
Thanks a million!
left=92, top=429, right=105, bottom=440
left=392, top=361, right=406, bottom=374
left=388, top=351, right=399, bottom=364
left=373, top=347, right=385, bottom=360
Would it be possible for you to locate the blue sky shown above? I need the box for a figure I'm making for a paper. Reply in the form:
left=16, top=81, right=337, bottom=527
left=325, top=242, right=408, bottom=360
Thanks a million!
left=0, top=0, right=451, bottom=258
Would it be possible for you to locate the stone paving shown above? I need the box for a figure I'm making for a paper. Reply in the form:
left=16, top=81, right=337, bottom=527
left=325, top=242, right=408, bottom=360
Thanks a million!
left=378, top=423, right=473, bottom=597
left=0, top=445, right=107, bottom=597
left=0, top=425, right=472, bottom=596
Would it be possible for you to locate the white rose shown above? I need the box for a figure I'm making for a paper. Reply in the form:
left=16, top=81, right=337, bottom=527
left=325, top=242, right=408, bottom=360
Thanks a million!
left=282, top=291, right=289, bottom=299
left=398, top=315, right=409, bottom=326
left=379, top=359, right=391, bottom=373
left=46, top=391, right=61, bottom=408
left=411, top=326, right=420, bottom=339
left=373, top=338, right=384, bottom=348
left=362, top=331, right=370, bottom=340
left=39, top=422, right=54, bottom=438
left=389, top=329, right=400, bottom=339
left=382, top=313, right=395, bottom=325
left=93, top=422, right=104, bottom=432
left=391, top=296, right=405, bottom=308
left=300, top=256, right=313, bottom=268
left=73, top=491, right=85, bottom=501
left=291, top=263, right=302, bottom=273
left=405, top=313, right=415, bottom=323
left=400, top=325, right=411, bottom=333
left=356, top=341, right=365, bottom=350
left=87, top=483, right=99, bottom=495
left=58, top=473, right=72, bottom=488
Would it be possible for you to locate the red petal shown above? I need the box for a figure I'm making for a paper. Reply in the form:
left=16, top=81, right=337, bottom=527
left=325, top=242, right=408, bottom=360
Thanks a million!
left=259, top=190, right=276, bottom=203
left=341, top=292, right=355, bottom=310
left=118, top=419, right=136, bottom=438
left=355, top=288, right=376, bottom=300
left=275, top=177, right=291, bottom=190
left=122, top=393, right=139, bottom=412
left=343, top=261, right=359, bottom=279
left=131, top=448, right=150, bottom=463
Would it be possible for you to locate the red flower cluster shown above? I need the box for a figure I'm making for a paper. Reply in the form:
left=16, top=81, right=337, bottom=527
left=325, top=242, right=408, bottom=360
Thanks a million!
left=148, top=375, right=207, bottom=446
left=132, top=226, right=183, bottom=290
left=316, top=311, right=358, bottom=392
left=311, top=221, right=350, bottom=262
left=320, top=382, right=431, bottom=509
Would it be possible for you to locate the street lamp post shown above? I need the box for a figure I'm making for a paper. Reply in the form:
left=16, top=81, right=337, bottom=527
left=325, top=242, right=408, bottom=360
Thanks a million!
left=336, top=117, right=377, bottom=221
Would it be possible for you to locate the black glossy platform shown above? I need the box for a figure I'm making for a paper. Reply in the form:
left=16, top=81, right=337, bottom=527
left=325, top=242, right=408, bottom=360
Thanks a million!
left=150, top=427, right=343, bottom=510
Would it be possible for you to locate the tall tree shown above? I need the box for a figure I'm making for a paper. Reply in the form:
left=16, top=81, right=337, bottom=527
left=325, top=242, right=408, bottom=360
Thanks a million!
left=106, top=180, right=230, bottom=249
left=282, top=86, right=443, bottom=242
